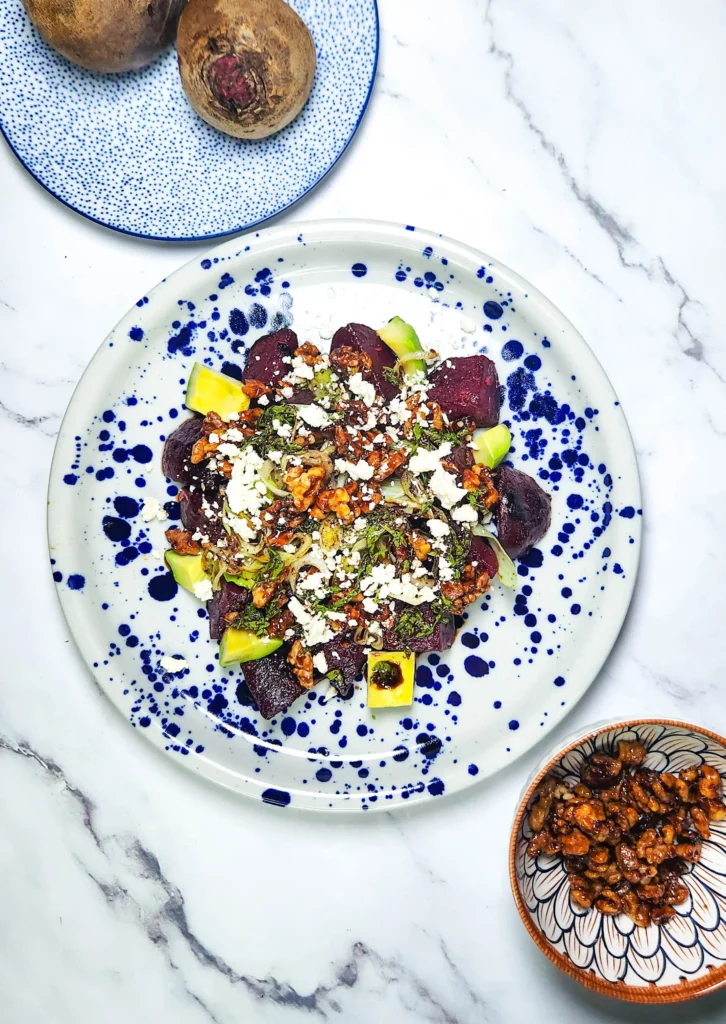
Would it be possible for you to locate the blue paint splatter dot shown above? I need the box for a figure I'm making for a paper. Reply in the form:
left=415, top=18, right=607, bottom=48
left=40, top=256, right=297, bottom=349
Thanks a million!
left=554, top=676, right=565, bottom=687
left=465, top=655, right=489, bottom=677
left=468, top=764, right=479, bottom=776
left=63, top=473, right=78, bottom=485
left=351, top=263, right=367, bottom=278
left=501, top=340, right=523, bottom=361
left=524, top=354, right=541, bottom=371
left=261, top=788, right=290, bottom=807
left=315, top=768, right=332, bottom=783
left=67, top=574, right=85, bottom=590
left=484, top=300, right=503, bottom=319
left=148, top=573, right=178, bottom=601
left=131, top=444, right=153, bottom=464
left=427, top=778, right=445, bottom=796
left=128, top=326, right=144, bottom=341
left=619, top=506, right=635, bottom=519
left=508, top=719, right=520, bottom=731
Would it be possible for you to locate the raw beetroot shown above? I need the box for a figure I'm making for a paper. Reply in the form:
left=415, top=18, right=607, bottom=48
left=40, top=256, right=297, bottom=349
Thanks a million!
left=427, top=355, right=500, bottom=427
left=241, top=647, right=306, bottom=720
left=495, top=465, right=552, bottom=559
left=330, top=323, right=399, bottom=401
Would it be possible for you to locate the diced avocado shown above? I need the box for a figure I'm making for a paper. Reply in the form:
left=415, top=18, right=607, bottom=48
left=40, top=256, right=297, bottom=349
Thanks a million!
left=185, top=362, right=250, bottom=420
left=223, top=572, right=256, bottom=589
left=219, top=627, right=283, bottom=667
left=377, top=317, right=427, bottom=378
left=472, top=423, right=512, bottom=469
left=165, top=550, right=209, bottom=594
left=367, top=651, right=415, bottom=708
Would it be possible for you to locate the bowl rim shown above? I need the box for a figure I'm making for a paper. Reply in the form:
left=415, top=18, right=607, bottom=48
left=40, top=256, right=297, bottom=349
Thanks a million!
left=509, top=717, right=726, bottom=1004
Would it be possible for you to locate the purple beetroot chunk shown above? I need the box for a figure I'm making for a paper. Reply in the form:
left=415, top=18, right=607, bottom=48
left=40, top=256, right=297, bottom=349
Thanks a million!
left=446, top=442, right=474, bottom=473
left=178, top=488, right=226, bottom=545
left=469, top=535, right=499, bottom=580
left=319, top=633, right=366, bottom=695
left=241, top=647, right=306, bottom=720
left=161, top=416, right=205, bottom=485
left=427, top=355, right=500, bottom=427
left=382, top=606, right=456, bottom=654
left=330, top=323, right=399, bottom=401
left=495, top=465, right=552, bottom=559
left=207, top=579, right=250, bottom=641
left=242, top=328, right=297, bottom=386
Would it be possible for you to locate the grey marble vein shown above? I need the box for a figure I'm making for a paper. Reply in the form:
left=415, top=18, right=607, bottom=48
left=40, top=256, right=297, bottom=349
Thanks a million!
left=0, top=397, right=60, bottom=437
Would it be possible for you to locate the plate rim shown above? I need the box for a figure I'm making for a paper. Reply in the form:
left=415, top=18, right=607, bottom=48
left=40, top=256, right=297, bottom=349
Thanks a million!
left=0, top=0, right=379, bottom=241
left=47, top=217, right=643, bottom=812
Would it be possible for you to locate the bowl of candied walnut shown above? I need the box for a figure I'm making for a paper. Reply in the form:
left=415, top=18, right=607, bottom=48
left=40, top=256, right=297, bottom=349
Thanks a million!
left=510, top=719, right=726, bottom=1003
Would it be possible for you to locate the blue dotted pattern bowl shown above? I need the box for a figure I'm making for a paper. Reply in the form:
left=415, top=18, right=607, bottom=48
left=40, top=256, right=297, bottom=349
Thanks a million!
left=48, top=219, right=641, bottom=811
left=0, top=0, right=378, bottom=240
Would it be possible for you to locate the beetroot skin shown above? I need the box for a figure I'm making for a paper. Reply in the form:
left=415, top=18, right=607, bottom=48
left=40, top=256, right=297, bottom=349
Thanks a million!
left=162, top=416, right=205, bottom=485
left=242, top=328, right=298, bottom=385
left=241, top=647, right=306, bottom=719
left=330, top=323, right=399, bottom=401
left=428, top=355, right=500, bottom=426
left=319, top=633, right=365, bottom=695
left=495, top=465, right=552, bottom=559
left=382, top=607, right=456, bottom=653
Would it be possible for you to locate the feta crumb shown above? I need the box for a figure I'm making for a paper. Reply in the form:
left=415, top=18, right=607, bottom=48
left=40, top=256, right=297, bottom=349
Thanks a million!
left=160, top=655, right=189, bottom=673
left=313, top=652, right=328, bottom=674
left=334, top=458, right=374, bottom=481
left=429, top=464, right=468, bottom=508
left=297, top=403, right=331, bottom=428
left=408, top=442, right=452, bottom=476
left=258, top=394, right=269, bottom=406
left=362, top=597, right=378, bottom=614
left=426, top=518, right=450, bottom=538
left=141, top=497, right=169, bottom=523
left=348, top=372, right=376, bottom=407
left=452, top=503, right=478, bottom=523
left=193, top=580, right=213, bottom=602
left=226, top=446, right=272, bottom=517
left=460, top=315, right=476, bottom=333
left=288, top=597, right=335, bottom=647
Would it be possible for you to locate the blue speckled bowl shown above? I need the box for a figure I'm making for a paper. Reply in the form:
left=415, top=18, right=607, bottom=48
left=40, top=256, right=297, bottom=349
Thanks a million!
left=0, top=0, right=378, bottom=240
left=48, top=219, right=641, bottom=811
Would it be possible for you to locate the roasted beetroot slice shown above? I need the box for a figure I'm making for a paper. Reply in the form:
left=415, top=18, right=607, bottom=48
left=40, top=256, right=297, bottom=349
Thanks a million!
left=427, top=355, right=500, bottom=427
left=178, top=488, right=226, bottom=545
left=207, top=580, right=250, bottom=641
left=320, top=633, right=365, bottom=695
left=241, top=328, right=297, bottom=385
left=495, top=465, right=552, bottom=559
left=382, top=607, right=456, bottom=653
left=469, top=535, right=499, bottom=580
left=330, top=322, right=399, bottom=401
left=446, top=442, right=474, bottom=473
left=241, top=648, right=306, bottom=720
left=161, top=416, right=205, bottom=485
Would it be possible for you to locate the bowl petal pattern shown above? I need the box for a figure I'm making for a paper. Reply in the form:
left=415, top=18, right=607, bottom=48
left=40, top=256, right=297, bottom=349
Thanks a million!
left=512, top=722, right=726, bottom=1000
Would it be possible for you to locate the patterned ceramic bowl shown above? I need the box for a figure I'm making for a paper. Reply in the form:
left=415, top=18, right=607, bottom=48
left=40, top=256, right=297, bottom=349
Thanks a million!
left=510, top=720, right=726, bottom=1003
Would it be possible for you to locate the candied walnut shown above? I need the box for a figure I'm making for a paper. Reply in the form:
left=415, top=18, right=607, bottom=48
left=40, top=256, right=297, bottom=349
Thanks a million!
left=587, top=847, right=611, bottom=867
left=260, top=498, right=307, bottom=531
left=267, top=608, right=295, bottom=639
left=440, top=569, right=491, bottom=614
left=410, top=531, right=432, bottom=562
left=615, top=842, right=642, bottom=883
left=662, top=875, right=689, bottom=906
left=240, top=379, right=271, bottom=399
left=371, top=449, right=409, bottom=482
left=287, top=640, right=314, bottom=689
left=268, top=529, right=296, bottom=548
left=284, top=464, right=326, bottom=511
left=690, top=806, right=711, bottom=840
left=613, top=804, right=639, bottom=832
left=680, top=766, right=698, bottom=784
left=674, top=839, right=702, bottom=863
left=191, top=436, right=220, bottom=464
left=569, top=877, right=594, bottom=909
left=698, top=764, right=723, bottom=800
left=636, top=882, right=665, bottom=903
left=202, top=411, right=226, bottom=434
left=529, top=794, right=554, bottom=834
left=252, top=580, right=278, bottom=609
left=329, top=345, right=373, bottom=375
left=701, top=798, right=726, bottom=821
left=165, top=528, right=200, bottom=555
left=572, top=801, right=607, bottom=837
left=294, top=342, right=322, bottom=365
left=580, top=754, right=622, bottom=789
left=560, top=829, right=591, bottom=856
left=236, top=408, right=263, bottom=425
left=617, top=740, right=647, bottom=766
left=621, top=890, right=651, bottom=927
left=595, top=890, right=622, bottom=915
left=651, top=904, right=676, bottom=925
left=527, top=829, right=561, bottom=857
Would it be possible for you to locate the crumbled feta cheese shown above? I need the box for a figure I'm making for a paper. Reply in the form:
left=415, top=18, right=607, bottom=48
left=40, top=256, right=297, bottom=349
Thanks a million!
left=160, top=655, right=188, bottom=673
left=226, top=514, right=257, bottom=541
left=273, top=419, right=293, bottom=438
left=268, top=450, right=282, bottom=462
left=226, top=446, right=271, bottom=517
left=426, top=518, right=450, bottom=538
left=460, top=315, right=476, bottom=333
left=313, top=652, right=328, bottom=674
left=222, top=427, right=245, bottom=443
left=452, top=502, right=478, bottom=523
left=348, top=373, right=376, bottom=407
left=288, top=597, right=335, bottom=647
left=297, top=403, right=331, bottom=428
left=408, top=442, right=452, bottom=476
left=362, top=597, right=379, bottom=614
left=281, top=386, right=294, bottom=399
left=258, top=394, right=269, bottom=406
left=429, top=464, right=468, bottom=508
left=438, top=556, right=454, bottom=582
left=141, top=497, right=169, bottom=523
left=335, top=458, right=374, bottom=481
left=289, top=356, right=315, bottom=382
left=193, top=580, right=213, bottom=602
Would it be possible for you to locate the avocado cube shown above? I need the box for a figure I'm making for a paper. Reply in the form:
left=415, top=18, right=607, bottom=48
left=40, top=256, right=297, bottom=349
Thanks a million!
left=165, top=550, right=209, bottom=594
left=367, top=651, right=416, bottom=708
left=472, top=423, right=512, bottom=469
left=219, top=628, right=283, bottom=667
left=185, top=363, right=250, bottom=420
left=377, top=317, right=427, bottom=378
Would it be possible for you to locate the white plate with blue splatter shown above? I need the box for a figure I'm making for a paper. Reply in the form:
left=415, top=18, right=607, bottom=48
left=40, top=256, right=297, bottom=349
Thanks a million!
left=48, top=220, right=641, bottom=812
left=0, top=0, right=377, bottom=240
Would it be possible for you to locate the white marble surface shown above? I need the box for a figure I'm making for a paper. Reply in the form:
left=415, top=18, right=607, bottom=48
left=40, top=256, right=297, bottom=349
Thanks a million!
left=1, top=0, right=726, bottom=1020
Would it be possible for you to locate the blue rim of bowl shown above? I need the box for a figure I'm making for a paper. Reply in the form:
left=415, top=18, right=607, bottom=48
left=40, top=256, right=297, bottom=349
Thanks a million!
left=0, top=1, right=379, bottom=242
